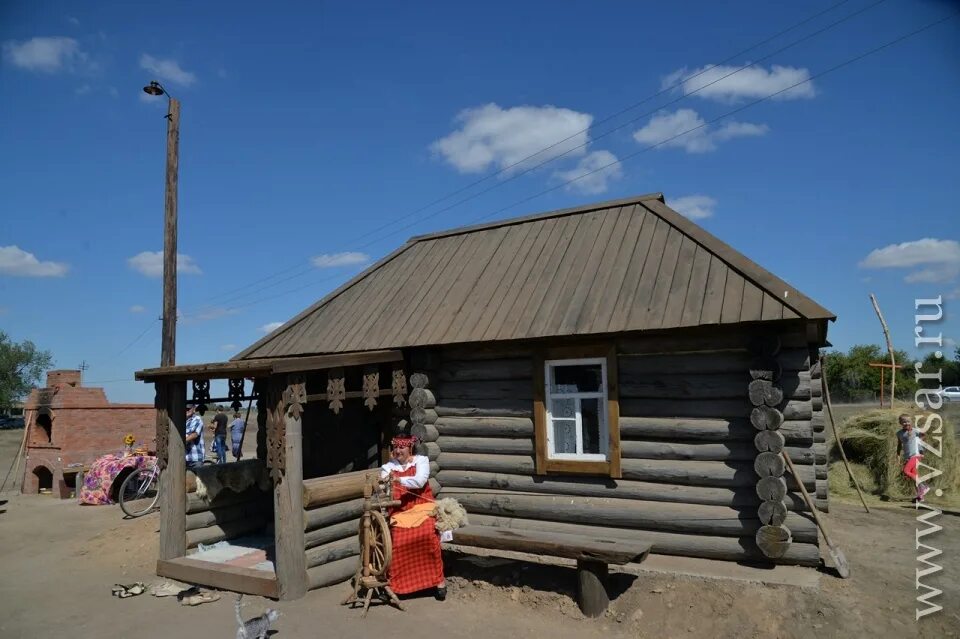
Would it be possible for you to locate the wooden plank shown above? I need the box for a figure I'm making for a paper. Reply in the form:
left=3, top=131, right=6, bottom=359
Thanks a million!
left=490, top=217, right=569, bottom=341
left=557, top=207, right=625, bottom=334
left=680, top=245, right=712, bottom=327
left=502, top=215, right=585, bottom=341
left=761, top=292, right=784, bottom=321
left=739, top=281, right=764, bottom=322
left=270, top=350, right=404, bottom=374
left=619, top=350, right=809, bottom=376
left=464, top=514, right=820, bottom=566
left=437, top=358, right=533, bottom=383
left=157, top=558, right=277, bottom=598
left=304, top=498, right=365, bottom=531
left=304, top=518, right=360, bottom=550
left=340, top=242, right=434, bottom=351
left=698, top=256, right=728, bottom=325
left=379, top=233, right=466, bottom=348
left=607, top=212, right=661, bottom=333
left=623, top=218, right=671, bottom=330
left=616, top=323, right=807, bottom=355
left=642, top=199, right=833, bottom=321
left=302, top=469, right=381, bottom=509
left=640, top=225, right=685, bottom=330
left=607, top=345, right=622, bottom=479
left=619, top=373, right=810, bottom=401
left=533, top=351, right=547, bottom=475
left=581, top=205, right=648, bottom=334
left=659, top=235, right=698, bottom=329
left=435, top=398, right=533, bottom=417
left=186, top=500, right=271, bottom=531
left=422, top=226, right=511, bottom=345
left=186, top=518, right=270, bottom=548
left=441, top=490, right=817, bottom=541
left=273, top=381, right=307, bottom=600
left=159, top=381, right=186, bottom=561
left=479, top=217, right=559, bottom=341
left=447, top=221, right=537, bottom=343
left=305, top=536, right=360, bottom=569
left=719, top=270, right=745, bottom=324
left=452, top=525, right=651, bottom=565
left=528, top=210, right=606, bottom=338
left=621, top=440, right=816, bottom=464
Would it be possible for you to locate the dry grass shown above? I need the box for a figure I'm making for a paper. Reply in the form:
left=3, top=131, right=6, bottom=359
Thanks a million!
left=827, top=402, right=960, bottom=507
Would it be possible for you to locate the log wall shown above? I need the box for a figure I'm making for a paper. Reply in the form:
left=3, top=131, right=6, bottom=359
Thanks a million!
left=430, top=323, right=823, bottom=567
left=184, top=462, right=272, bottom=549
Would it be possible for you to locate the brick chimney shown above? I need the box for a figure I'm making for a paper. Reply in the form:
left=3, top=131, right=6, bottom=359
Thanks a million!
left=46, top=370, right=81, bottom=388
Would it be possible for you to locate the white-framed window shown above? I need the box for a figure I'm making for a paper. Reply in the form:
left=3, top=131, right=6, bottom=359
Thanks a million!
left=544, top=357, right=608, bottom=461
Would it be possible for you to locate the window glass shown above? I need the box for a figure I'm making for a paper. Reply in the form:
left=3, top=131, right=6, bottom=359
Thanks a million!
left=551, top=364, right=602, bottom=394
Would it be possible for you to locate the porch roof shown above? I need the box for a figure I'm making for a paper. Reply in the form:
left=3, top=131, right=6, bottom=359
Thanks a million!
left=134, top=349, right=403, bottom=383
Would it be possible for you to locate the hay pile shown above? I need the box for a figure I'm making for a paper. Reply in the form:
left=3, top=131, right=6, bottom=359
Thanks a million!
left=829, top=408, right=959, bottom=501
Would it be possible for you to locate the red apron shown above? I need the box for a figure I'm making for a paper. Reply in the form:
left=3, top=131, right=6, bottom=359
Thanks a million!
left=388, top=464, right=444, bottom=595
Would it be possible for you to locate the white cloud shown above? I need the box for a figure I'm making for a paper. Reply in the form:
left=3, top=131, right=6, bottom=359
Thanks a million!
left=221, top=343, right=237, bottom=351
left=944, top=337, right=957, bottom=348
left=0, top=246, right=69, bottom=277
left=663, top=64, right=815, bottom=103
left=139, top=54, right=196, bottom=87
left=946, top=288, right=960, bottom=300
left=129, top=305, right=146, bottom=313
left=127, top=251, right=202, bottom=277
left=3, top=36, right=87, bottom=73
left=108, top=86, right=119, bottom=98
left=260, top=321, right=284, bottom=334
left=553, top=150, right=622, bottom=195
left=75, top=83, right=91, bottom=95
left=311, top=252, right=370, bottom=268
left=67, top=16, right=80, bottom=26
left=859, top=239, right=960, bottom=283
left=633, top=108, right=768, bottom=153
left=669, top=195, right=717, bottom=220
left=432, top=103, right=592, bottom=174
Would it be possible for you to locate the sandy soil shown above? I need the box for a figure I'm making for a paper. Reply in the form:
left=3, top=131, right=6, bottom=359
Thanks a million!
left=1, top=428, right=957, bottom=639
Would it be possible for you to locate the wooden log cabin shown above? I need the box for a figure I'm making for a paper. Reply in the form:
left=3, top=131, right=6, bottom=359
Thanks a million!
left=136, top=192, right=834, bottom=600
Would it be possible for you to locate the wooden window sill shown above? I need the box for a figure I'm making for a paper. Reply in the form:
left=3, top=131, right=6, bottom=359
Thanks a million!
left=543, top=459, right=612, bottom=476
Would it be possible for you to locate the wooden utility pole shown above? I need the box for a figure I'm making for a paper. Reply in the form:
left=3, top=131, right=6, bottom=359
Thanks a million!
left=869, top=293, right=896, bottom=406
left=161, top=97, right=180, bottom=368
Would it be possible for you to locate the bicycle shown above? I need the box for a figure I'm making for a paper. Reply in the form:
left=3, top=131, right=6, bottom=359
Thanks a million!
left=118, top=461, right=161, bottom=518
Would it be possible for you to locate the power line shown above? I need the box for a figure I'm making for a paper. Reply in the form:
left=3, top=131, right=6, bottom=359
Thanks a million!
left=186, top=0, right=881, bottom=314
left=203, top=9, right=957, bottom=316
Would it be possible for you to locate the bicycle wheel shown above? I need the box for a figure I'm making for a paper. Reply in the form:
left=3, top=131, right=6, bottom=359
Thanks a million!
left=119, top=467, right=160, bottom=518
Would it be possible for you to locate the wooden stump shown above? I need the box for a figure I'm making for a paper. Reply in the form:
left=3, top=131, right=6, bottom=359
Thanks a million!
left=754, top=430, right=785, bottom=453
left=758, top=500, right=788, bottom=526
left=750, top=406, right=784, bottom=431
left=756, top=525, right=792, bottom=559
left=576, top=559, right=609, bottom=618
left=756, top=476, right=787, bottom=502
left=748, top=380, right=784, bottom=408
left=754, top=452, right=786, bottom=478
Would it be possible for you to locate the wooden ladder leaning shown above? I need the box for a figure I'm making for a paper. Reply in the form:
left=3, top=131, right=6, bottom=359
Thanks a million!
left=341, top=474, right=404, bottom=616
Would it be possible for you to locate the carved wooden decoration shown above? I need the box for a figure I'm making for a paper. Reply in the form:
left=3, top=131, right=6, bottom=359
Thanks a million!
left=283, top=374, right=307, bottom=422
left=191, top=379, right=211, bottom=415
left=327, top=368, right=345, bottom=414
left=228, top=378, right=245, bottom=411
left=392, top=367, right=407, bottom=407
left=267, top=396, right=286, bottom=484
left=363, top=367, right=379, bottom=411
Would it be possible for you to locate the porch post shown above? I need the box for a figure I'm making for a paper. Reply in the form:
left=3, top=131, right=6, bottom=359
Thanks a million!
left=269, top=375, right=307, bottom=600
left=158, top=380, right=187, bottom=560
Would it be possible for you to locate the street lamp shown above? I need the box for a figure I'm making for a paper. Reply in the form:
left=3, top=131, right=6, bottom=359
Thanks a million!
left=143, top=80, right=180, bottom=368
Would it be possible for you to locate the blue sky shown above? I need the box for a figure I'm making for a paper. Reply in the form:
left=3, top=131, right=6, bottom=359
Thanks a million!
left=1, top=0, right=958, bottom=403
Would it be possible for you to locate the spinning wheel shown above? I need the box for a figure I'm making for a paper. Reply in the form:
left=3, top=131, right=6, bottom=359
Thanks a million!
left=342, top=475, right=404, bottom=616
left=360, top=510, right=392, bottom=579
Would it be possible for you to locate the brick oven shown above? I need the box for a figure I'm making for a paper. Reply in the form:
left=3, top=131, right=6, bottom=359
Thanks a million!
left=21, top=370, right=155, bottom=498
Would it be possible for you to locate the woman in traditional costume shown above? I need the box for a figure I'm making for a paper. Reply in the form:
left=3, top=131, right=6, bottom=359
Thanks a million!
left=380, top=435, right=447, bottom=600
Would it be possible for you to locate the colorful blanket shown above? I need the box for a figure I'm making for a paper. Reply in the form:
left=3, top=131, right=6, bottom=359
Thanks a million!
left=78, top=453, right=154, bottom=505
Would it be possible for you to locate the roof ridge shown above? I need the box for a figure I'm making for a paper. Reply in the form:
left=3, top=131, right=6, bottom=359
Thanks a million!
left=406, top=192, right=664, bottom=243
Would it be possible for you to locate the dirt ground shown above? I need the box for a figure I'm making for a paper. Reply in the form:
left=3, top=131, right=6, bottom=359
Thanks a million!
left=1, top=427, right=957, bottom=639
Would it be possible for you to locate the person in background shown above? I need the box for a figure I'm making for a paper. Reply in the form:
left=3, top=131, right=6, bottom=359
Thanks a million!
left=184, top=405, right=205, bottom=470
left=230, top=411, right=245, bottom=462
left=210, top=407, right=228, bottom=464
left=896, top=414, right=930, bottom=503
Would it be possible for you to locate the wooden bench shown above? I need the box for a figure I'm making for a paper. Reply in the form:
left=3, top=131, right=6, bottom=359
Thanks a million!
left=451, top=525, right=651, bottom=617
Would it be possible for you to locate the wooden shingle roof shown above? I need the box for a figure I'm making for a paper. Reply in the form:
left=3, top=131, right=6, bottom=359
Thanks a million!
left=236, top=193, right=834, bottom=360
